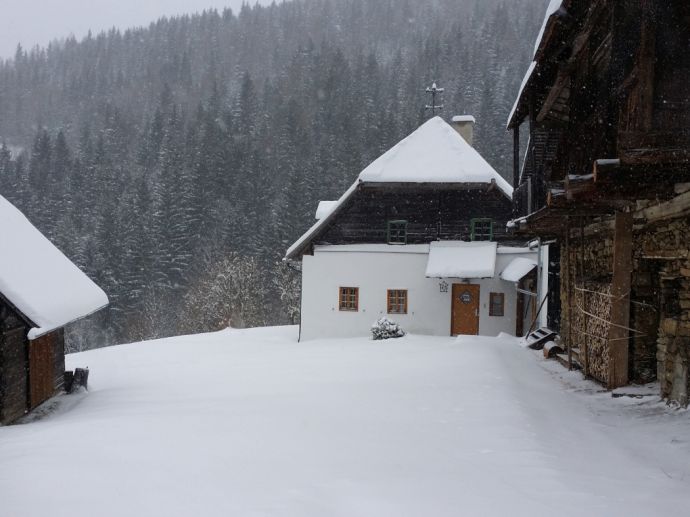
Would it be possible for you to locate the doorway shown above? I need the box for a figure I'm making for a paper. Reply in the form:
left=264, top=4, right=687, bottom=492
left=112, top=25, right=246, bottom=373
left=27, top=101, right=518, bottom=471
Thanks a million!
left=451, top=284, right=480, bottom=336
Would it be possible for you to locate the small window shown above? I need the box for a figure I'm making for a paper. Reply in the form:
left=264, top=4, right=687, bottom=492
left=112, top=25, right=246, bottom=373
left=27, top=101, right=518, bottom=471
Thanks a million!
left=387, top=289, right=408, bottom=314
left=471, top=219, right=493, bottom=241
left=339, top=287, right=359, bottom=311
left=387, top=220, right=407, bottom=245
left=489, top=292, right=505, bottom=316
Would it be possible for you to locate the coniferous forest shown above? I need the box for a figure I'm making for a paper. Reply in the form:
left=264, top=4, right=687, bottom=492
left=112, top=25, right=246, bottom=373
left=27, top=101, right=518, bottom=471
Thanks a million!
left=0, top=0, right=545, bottom=349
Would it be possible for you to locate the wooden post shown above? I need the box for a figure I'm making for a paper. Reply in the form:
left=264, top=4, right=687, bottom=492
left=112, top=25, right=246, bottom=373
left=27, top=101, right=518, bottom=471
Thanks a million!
left=565, top=217, right=572, bottom=369
left=608, top=211, right=633, bottom=389
left=574, top=217, right=589, bottom=377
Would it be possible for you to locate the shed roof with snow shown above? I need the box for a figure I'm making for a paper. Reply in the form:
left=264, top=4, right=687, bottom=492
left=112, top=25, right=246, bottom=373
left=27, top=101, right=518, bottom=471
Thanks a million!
left=286, top=117, right=511, bottom=259
left=0, top=195, right=109, bottom=339
left=500, top=257, right=538, bottom=282
left=425, top=241, right=498, bottom=279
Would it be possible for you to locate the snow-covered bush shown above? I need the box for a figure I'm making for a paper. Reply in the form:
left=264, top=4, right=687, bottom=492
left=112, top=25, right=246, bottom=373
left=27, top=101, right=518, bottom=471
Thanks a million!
left=371, top=317, right=406, bottom=340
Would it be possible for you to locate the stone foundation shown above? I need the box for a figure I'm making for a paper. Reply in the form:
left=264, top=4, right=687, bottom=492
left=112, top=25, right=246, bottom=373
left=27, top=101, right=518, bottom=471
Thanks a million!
left=559, top=206, right=690, bottom=404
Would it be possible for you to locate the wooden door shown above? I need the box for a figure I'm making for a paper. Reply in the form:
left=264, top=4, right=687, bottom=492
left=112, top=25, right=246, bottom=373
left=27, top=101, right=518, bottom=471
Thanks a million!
left=29, top=333, right=55, bottom=409
left=451, top=284, right=480, bottom=336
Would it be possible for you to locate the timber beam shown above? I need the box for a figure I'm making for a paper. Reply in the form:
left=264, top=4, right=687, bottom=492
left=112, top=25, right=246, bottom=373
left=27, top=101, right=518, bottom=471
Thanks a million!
left=608, top=211, right=633, bottom=389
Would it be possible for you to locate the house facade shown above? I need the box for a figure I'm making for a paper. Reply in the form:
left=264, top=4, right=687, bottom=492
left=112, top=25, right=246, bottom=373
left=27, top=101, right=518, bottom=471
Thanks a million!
left=286, top=116, right=543, bottom=341
left=0, top=195, right=109, bottom=424
left=507, top=1, right=690, bottom=402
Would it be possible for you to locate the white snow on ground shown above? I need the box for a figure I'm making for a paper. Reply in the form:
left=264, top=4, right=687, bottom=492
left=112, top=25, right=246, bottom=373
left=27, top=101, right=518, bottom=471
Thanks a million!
left=1, top=327, right=690, bottom=517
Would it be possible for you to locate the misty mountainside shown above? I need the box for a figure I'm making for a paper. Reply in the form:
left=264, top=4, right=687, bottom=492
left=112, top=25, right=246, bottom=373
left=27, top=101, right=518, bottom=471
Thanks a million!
left=0, top=0, right=545, bottom=349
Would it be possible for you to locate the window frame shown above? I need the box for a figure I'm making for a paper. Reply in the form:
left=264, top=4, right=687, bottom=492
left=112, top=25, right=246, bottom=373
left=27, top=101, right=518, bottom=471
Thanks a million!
left=339, top=287, right=359, bottom=312
left=387, top=289, right=408, bottom=315
left=471, top=218, right=494, bottom=241
left=489, top=292, right=505, bottom=317
left=387, top=220, right=408, bottom=245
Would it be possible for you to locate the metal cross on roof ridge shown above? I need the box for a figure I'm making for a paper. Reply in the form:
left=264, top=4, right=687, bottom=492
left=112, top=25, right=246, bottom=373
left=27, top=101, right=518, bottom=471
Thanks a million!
left=425, top=81, right=444, bottom=117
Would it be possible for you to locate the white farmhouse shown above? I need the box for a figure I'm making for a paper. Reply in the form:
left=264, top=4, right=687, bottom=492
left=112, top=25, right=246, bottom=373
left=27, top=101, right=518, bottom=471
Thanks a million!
left=285, top=116, right=543, bottom=341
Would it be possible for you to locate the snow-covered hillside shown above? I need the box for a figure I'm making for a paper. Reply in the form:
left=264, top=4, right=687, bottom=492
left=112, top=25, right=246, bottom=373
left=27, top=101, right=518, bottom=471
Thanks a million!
left=1, top=327, right=689, bottom=516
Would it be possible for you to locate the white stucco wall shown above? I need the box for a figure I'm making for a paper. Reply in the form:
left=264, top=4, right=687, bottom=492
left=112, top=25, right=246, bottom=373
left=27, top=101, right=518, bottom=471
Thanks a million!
left=299, top=245, right=537, bottom=341
left=539, top=244, right=550, bottom=329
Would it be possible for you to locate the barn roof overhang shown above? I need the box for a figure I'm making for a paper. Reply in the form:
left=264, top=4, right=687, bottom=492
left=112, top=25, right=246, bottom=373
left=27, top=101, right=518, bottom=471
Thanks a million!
left=507, top=0, right=581, bottom=130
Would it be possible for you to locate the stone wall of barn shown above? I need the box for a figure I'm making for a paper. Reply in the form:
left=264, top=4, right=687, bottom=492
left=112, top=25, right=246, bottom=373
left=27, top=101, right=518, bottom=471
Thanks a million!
left=559, top=206, right=690, bottom=404
left=635, top=216, right=690, bottom=406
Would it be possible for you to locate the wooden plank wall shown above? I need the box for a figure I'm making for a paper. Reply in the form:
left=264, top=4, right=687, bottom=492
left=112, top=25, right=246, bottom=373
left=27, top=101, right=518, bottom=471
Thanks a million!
left=0, top=299, right=66, bottom=424
left=0, top=299, right=30, bottom=425
left=318, top=187, right=514, bottom=246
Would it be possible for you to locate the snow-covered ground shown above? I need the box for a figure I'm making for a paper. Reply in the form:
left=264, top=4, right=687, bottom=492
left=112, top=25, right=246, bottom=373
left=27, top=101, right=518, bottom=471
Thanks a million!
left=1, top=327, right=689, bottom=516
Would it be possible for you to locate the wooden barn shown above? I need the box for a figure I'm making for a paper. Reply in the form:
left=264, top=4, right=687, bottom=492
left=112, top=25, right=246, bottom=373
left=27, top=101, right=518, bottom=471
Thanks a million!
left=507, top=0, right=690, bottom=403
left=286, top=116, right=543, bottom=341
left=0, top=195, right=109, bottom=424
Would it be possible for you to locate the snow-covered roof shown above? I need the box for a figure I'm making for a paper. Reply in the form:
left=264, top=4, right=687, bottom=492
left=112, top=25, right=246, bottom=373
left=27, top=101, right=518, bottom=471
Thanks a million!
left=506, top=0, right=564, bottom=129
left=0, top=195, right=109, bottom=339
left=425, top=241, right=497, bottom=279
left=285, top=117, right=512, bottom=260
left=314, top=244, right=430, bottom=254
left=506, top=61, right=536, bottom=129
left=451, top=115, right=476, bottom=124
left=496, top=246, right=536, bottom=255
left=500, top=257, right=538, bottom=282
left=359, top=117, right=512, bottom=197
left=285, top=181, right=359, bottom=260
left=534, top=0, right=564, bottom=56
left=315, top=201, right=337, bottom=220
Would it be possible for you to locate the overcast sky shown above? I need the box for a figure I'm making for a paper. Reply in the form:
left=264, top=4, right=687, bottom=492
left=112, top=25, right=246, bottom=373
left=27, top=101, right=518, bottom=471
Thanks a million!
left=0, top=0, right=269, bottom=59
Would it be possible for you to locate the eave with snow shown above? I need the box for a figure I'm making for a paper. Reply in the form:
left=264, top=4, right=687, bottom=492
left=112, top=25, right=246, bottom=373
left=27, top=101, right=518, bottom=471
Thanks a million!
left=0, top=195, right=109, bottom=424
left=286, top=116, right=543, bottom=341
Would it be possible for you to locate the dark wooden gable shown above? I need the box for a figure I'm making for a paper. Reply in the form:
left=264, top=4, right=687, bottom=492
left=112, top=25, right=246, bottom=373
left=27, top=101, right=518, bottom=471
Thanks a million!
left=316, top=184, right=513, bottom=247
left=0, top=294, right=66, bottom=425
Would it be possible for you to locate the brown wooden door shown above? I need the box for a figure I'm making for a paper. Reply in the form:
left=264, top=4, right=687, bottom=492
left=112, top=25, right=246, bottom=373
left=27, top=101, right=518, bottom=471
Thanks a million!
left=29, top=333, right=55, bottom=409
left=451, top=284, right=480, bottom=336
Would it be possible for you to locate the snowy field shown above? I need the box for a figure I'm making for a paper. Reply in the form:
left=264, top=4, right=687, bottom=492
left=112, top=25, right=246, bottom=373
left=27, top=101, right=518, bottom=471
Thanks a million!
left=1, top=327, right=690, bottom=517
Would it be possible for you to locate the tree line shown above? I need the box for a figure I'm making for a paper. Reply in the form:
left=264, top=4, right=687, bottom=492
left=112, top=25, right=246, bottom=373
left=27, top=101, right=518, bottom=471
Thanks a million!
left=0, top=0, right=545, bottom=348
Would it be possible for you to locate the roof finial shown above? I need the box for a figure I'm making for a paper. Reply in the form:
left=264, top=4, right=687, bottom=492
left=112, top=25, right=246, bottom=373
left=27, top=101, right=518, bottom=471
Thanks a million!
left=425, top=82, right=444, bottom=118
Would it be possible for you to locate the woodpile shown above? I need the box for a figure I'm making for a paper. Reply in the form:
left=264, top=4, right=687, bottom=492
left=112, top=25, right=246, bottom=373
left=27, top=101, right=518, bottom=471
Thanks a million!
left=572, top=282, right=612, bottom=384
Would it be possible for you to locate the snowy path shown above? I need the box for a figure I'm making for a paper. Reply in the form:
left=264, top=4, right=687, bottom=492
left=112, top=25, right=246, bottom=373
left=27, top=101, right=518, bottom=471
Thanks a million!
left=1, top=327, right=689, bottom=516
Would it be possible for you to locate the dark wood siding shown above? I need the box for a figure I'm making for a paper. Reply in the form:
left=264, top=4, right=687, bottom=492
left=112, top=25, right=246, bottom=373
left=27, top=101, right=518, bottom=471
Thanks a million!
left=0, top=300, right=29, bottom=425
left=0, top=298, right=66, bottom=424
left=318, top=186, right=513, bottom=246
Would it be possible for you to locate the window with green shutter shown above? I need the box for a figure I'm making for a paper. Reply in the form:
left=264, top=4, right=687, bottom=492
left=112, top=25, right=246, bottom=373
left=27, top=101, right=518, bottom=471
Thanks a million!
left=387, top=220, right=408, bottom=245
left=471, top=218, right=493, bottom=241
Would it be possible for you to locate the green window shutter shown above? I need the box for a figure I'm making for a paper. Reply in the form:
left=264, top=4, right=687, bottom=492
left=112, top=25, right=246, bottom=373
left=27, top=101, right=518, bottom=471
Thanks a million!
left=387, top=220, right=408, bottom=244
left=471, top=218, right=494, bottom=241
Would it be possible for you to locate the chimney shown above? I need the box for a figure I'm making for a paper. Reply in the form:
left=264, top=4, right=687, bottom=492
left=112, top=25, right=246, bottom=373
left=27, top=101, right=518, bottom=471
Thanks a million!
left=451, top=115, right=475, bottom=147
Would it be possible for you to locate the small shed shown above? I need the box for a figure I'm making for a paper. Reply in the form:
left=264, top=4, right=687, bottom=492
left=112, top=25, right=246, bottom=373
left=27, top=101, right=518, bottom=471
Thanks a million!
left=0, top=195, right=109, bottom=424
